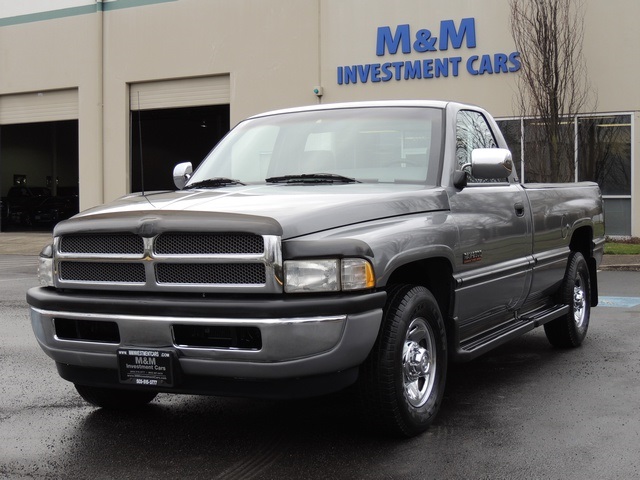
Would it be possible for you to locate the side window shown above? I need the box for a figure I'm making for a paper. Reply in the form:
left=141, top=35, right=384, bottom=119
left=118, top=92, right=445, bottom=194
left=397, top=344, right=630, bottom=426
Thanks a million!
left=456, top=110, right=497, bottom=174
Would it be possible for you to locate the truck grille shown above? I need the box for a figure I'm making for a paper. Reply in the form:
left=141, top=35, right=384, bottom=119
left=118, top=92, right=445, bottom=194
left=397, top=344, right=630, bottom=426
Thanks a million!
left=156, top=263, right=266, bottom=284
left=155, top=233, right=263, bottom=255
left=60, top=261, right=146, bottom=283
left=54, top=232, right=282, bottom=293
left=60, top=233, right=144, bottom=255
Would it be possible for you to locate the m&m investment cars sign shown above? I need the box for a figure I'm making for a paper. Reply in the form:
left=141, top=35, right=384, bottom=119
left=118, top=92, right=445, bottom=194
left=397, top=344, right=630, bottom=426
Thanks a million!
left=337, top=18, right=521, bottom=85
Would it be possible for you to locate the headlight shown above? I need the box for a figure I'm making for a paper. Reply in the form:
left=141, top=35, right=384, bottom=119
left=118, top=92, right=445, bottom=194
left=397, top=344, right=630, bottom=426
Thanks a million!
left=37, top=244, right=55, bottom=287
left=284, top=258, right=375, bottom=293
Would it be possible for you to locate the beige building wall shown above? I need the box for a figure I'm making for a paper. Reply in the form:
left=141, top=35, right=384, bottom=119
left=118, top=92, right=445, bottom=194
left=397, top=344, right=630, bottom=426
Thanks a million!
left=0, top=10, right=103, bottom=209
left=0, top=0, right=638, bottom=233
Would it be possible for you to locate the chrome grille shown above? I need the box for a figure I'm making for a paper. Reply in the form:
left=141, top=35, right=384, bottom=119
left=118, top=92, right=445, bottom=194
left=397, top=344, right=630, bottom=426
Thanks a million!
left=60, top=261, right=146, bottom=283
left=155, top=233, right=263, bottom=255
left=156, top=263, right=266, bottom=285
left=54, top=232, right=282, bottom=293
left=59, top=234, right=144, bottom=255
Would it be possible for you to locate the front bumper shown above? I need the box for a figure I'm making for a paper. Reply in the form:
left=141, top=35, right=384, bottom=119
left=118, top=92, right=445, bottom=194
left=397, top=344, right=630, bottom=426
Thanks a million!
left=27, top=287, right=385, bottom=393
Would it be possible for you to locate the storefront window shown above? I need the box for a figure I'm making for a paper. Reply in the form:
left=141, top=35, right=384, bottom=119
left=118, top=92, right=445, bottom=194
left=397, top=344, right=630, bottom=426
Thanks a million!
left=577, top=115, right=631, bottom=195
left=496, top=119, right=522, bottom=181
left=522, top=118, right=575, bottom=183
left=497, top=114, right=633, bottom=236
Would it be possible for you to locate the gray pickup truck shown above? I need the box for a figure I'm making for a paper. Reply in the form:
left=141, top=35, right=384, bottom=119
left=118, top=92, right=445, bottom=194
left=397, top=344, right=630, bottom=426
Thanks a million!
left=27, top=101, right=604, bottom=437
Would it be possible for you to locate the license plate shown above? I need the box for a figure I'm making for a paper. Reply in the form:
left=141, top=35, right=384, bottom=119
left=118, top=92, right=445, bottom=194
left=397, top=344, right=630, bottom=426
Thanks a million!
left=118, top=348, right=175, bottom=387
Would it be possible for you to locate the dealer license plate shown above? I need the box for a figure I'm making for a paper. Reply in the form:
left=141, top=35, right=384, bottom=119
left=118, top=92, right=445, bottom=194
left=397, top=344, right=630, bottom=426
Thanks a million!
left=118, top=348, right=175, bottom=387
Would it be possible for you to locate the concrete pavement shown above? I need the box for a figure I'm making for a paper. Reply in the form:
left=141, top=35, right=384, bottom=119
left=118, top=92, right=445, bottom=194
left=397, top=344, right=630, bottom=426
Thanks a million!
left=0, top=232, right=52, bottom=255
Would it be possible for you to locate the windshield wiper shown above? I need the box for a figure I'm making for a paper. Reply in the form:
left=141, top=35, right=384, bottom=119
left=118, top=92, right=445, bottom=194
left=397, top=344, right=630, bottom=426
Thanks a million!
left=184, top=177, right=245, bottom=189
left=265, top=173, right=360, bottom=184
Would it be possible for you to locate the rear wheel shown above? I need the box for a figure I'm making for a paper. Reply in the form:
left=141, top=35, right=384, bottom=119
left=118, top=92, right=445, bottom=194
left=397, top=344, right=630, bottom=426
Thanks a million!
left=544, top=252, right=591, bottom=348
left=75, top=384, right=157, bottom=409
left=358, top=285, right=447, bottom=437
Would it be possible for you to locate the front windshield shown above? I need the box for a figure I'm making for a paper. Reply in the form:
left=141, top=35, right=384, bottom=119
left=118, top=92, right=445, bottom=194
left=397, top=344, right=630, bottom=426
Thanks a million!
left=187, top=106, right=443, bottom=185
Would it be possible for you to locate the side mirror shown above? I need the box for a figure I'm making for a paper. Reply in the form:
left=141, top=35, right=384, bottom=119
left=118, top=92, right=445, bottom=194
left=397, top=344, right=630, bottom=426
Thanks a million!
left=173, top=162, right=193, bottom=190
left=470, top=148, right=513, bottom=179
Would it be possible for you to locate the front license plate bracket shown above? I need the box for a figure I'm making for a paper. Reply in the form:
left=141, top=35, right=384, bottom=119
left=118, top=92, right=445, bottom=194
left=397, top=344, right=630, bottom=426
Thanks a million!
left=118, top=348, right=176, bottom=387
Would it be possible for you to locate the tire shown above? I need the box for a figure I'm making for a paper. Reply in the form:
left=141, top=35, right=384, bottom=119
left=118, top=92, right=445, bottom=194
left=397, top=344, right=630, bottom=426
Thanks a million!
left=358, top=285, right=448, bottom=437
left=544, top=252, right=591, bottom=348
left=75, top=384, right=158, bottom=409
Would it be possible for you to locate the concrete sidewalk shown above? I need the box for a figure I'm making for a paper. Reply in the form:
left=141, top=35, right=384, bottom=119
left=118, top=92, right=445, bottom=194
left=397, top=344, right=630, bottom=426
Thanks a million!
left=0, top=232, right=52, bottom=255
left=1, top=231, right=638, bottom=271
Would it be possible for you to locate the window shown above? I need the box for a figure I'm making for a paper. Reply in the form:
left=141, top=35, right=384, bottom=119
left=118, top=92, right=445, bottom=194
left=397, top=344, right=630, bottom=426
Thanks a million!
left=578, top=115, right=632, bottom=235
left=456, top=110, right=499, bottom=182
left=578, top=116, right=631, bottom=195
left=496, top=118, right=522, bottom=181
left=190, top=107, right=444, bottom=185
left=496, top=113, right=633, bottom=236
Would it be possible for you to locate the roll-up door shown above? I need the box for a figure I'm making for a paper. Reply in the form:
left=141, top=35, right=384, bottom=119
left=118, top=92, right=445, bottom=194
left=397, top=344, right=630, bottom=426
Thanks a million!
left=129, top=75, right=230, bottom=111
left=0, top=89, right=78, bottom=125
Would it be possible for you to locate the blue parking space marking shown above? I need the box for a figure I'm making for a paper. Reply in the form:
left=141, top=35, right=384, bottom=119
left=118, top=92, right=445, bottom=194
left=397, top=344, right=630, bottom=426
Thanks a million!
left=598, top=296, right=640, bottom=308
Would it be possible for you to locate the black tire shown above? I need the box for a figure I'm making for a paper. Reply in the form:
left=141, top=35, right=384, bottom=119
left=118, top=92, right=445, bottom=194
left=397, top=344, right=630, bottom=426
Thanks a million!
left=544, top=252, right=591, bottom=348
left=74, top=384, right=158, bottom=409
left=358, top=285, right=448, bottom=437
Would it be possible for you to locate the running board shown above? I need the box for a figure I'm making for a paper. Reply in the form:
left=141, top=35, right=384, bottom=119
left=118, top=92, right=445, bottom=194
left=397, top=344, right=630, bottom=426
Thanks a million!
left=520, top=304, right=570, bottom=327
left=455, top=304, right=570, bottom=362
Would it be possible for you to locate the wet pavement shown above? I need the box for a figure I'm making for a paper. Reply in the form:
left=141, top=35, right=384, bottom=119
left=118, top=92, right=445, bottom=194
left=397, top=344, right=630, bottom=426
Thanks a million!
left=1, top=260, right=639, bottom=479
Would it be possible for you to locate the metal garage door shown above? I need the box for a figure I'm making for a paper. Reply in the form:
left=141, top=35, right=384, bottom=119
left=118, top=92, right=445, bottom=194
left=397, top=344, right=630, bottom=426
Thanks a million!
left=129, top=75, right=230, bottom=111
left=0, top=89, right=78, bottom=125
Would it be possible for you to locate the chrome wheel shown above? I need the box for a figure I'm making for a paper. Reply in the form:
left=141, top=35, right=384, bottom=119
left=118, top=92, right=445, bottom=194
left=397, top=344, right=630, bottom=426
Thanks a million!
left=357, top=285, right=447, bottom=437
left=402, top=317, right=436, bottom=408
left=573, top=278, right=587, bottom=328
left=544, top=252, right=591, bottom=348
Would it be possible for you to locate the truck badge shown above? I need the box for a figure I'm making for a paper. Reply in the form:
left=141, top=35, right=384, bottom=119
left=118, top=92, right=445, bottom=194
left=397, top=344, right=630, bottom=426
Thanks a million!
left=463, top=250, right=482, bottom=264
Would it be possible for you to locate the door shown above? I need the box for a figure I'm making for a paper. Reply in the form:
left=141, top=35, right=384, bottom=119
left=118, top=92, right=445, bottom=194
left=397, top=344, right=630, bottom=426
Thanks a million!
left=449, top=110, right=533, bottom=342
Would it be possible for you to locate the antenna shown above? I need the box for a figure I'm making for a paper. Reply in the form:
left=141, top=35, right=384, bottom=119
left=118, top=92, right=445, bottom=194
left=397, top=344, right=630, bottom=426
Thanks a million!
left=137, top=91, right=145, bottom=196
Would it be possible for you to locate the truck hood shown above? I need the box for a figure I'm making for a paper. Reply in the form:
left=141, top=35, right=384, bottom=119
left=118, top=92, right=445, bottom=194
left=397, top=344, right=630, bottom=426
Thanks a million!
left=55, top=184, right=449, bottom=239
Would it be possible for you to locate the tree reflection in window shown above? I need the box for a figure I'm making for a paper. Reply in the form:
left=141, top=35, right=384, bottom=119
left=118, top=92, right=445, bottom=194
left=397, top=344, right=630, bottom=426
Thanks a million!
left=456, top=110, right=499, bottom=183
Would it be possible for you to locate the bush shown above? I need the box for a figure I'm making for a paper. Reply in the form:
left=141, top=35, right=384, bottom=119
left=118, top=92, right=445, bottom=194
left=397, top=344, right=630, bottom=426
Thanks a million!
left=604, top=237, right=640, bottom=255
left=605, top=236, right=640, bottom=245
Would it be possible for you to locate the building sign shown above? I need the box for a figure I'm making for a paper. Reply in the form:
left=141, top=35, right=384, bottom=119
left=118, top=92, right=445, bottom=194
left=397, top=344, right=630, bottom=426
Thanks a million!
left=337, top=18, right=521, bottom=85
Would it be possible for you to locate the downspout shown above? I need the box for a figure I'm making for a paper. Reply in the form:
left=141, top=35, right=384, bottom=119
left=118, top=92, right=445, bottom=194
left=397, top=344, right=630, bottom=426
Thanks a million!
left=97, top=0, right=105, bottom=205
left=317, top=0, right=322, bottom=104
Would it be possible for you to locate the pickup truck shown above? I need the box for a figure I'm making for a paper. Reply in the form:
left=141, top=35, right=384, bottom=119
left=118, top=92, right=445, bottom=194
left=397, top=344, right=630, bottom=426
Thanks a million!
left=27, top=100, right=604, bottom=437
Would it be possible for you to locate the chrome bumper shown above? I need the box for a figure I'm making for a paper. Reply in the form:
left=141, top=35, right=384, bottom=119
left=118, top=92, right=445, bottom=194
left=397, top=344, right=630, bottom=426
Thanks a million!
left=30, top=306, right=382, bottom=380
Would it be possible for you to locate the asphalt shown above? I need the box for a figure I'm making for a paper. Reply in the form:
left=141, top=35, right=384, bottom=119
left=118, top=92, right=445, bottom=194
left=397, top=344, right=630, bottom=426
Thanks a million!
left=0, top=231, right=637, bottom=271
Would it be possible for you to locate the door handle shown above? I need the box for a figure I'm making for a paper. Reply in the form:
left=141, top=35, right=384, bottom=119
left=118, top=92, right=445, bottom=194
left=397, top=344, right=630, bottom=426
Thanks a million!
left=514, top=202, right=525, bottom=217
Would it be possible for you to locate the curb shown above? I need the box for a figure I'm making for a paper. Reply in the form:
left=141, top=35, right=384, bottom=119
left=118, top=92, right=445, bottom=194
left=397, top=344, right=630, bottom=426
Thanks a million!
left=599, top=264, right=640, bottom=272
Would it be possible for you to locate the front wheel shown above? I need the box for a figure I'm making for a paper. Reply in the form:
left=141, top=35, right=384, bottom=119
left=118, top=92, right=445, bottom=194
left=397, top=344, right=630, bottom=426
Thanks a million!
left=544, top=252, right=591, bottom=348
left=75, top=384, right=158, bottom=409
left=358, top=285, right=448, bottom=437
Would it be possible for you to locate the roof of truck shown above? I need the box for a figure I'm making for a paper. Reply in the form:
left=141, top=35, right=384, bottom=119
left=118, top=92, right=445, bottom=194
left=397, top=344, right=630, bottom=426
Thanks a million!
left=247, top=100, right=475, bottom=119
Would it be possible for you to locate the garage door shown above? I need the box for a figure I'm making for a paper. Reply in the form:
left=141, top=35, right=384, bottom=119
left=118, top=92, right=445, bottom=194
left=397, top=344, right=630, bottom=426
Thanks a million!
left=0, top=89, right=78, bottom=125
left=130, top=75, right=230, bottom=111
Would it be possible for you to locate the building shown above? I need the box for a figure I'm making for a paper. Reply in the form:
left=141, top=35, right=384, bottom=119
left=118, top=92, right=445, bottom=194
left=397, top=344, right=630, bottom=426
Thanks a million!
left=0, top=0, right=637, bottom=236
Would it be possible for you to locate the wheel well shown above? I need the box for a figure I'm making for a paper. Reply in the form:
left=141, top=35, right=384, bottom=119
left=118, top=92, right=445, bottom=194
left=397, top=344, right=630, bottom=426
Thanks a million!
left=569, top=225, right=598, bottom=306
left=386, top=258, right=454, bottom=328
left=569, top=226, right=593, bottom=259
